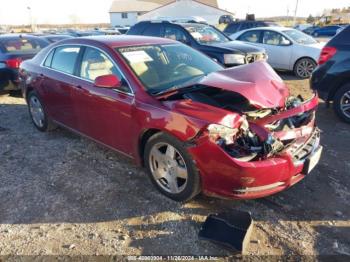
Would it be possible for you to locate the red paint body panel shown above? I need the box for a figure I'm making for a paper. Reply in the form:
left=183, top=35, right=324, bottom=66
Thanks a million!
left=19, top=36, right=321, bottom=200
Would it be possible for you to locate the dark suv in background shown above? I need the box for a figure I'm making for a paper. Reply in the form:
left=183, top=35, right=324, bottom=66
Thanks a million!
left=127, top=21, right=267, bottom=67
left=0, top=34, right=49, bottom=92
left=311, top=25, right=350, bottom=123
left=223, top=20, right=278, bottom=35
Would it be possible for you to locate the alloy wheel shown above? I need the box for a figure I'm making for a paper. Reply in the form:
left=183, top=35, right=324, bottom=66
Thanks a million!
left=149, top=142, right=188, bottom=194
left=296, top=59, right=316, bottom=78
left=340, top=91, right=350, bottom=119
left=29, top=96, right=45, bottom=128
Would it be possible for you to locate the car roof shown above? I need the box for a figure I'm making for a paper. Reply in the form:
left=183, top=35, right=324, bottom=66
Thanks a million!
left=237, top=26, right=292, bottom=34
left=0, top=34, right=42, bottom=39
left=57, top=35, right=177, bottom=48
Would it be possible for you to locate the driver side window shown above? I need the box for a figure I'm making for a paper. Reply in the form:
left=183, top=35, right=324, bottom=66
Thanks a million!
left=238, top=30, right=262, bottom=43
left=80, top=47, right=120, bottom=81
left=262, top=31, right=290, bottom=46
left=79, top=47, right=130, bottom=93
left=164, top=26, right=188, bottom=43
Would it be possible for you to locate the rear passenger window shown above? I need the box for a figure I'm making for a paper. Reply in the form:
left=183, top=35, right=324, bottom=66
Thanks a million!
left=142, top=24, right=162, bottom=37
left=51, top=46, right=80, bottom=74
left=44, top=49, right=54, bottom=67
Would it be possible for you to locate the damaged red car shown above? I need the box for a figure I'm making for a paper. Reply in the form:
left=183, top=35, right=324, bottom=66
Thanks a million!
left=19, top=36, right=322, bottom=201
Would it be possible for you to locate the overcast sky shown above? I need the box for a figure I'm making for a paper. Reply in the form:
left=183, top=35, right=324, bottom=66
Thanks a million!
left=0, top=0, right=349, bottom=25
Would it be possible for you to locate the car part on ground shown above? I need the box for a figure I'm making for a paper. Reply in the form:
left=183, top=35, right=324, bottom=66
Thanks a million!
left=311, top=25, right=350, bottom=123
left=127, top=20, right=267, bottom=67
left=19, top=36, right=322, bottom=201
left=230, top=27, right=323, bottom=78
left=199, top=211, right=253, bottom=253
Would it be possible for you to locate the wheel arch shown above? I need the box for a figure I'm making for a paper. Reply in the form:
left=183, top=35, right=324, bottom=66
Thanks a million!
left=293, top=56, right=317, bottom=71
left=327, top=78, right=350, bottom=102
left=25, top=85, right=34, bottom=101
left=138, top=128, right=162, bottom=166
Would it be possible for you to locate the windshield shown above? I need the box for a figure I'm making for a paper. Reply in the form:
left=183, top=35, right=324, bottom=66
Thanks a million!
left=184, top=24, right=230, bottom=45
left=117, top=44, right=223, bottom=94
left=282, top=29, right=317, bottom=45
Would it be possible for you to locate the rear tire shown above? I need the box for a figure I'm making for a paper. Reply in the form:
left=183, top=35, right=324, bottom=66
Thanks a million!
left=144, top=132, right=201, bottom=202
left=333, top=83, right=350, bottom=123
left=27, top=90, right=57, bottom=132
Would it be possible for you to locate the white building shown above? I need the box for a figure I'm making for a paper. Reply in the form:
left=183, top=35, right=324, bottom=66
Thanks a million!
left=109, top=0, right=233, bottom=27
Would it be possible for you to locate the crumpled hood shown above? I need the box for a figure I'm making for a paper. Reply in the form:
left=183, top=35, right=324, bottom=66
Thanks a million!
left=197, top=61, right=289, bottom=109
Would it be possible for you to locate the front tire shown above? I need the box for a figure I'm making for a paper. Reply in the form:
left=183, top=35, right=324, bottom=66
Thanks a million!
left=144, top=132, right=201, bottom=202
left=27, top=90, right=57, bottom=132
left=294, top=58, right=317, bottom=79
left=333, top=83, right=350, bottom=123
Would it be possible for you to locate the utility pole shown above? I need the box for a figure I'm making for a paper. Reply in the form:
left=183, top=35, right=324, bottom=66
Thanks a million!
left=27, top=6, right=34, bottom=32
left=293, top=0, right=299, bottom=26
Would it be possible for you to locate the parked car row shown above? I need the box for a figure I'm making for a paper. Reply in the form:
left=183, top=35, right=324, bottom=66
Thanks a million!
left=127, top=20, right=267, bottom=67
left=304, top=25, right=345, bottom=37
left=18, top=35, right=322, bottom=202
left=4, top=21, right=349, bottom=202
left=230, top=26, right=324, bottom=78
left=0, top=34, right=50, bottom=92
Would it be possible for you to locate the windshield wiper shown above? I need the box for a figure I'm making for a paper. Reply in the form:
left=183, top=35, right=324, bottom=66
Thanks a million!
left=151, top=74, right=206, bottom=97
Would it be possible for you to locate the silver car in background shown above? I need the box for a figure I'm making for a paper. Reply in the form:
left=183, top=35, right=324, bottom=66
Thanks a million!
left=230, top=27, right=325, bottom=78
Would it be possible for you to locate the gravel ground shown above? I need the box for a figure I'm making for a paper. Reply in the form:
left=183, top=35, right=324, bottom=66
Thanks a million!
left=0, top=73, right=349, bottom=259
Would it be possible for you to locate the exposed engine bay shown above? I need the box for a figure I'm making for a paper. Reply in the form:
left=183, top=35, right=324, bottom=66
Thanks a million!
left=161, top=85, right=317, bottom=162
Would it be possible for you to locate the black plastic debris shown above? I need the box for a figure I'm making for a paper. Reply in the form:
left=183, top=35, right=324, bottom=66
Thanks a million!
left=198, top=211, right=253, bottom=253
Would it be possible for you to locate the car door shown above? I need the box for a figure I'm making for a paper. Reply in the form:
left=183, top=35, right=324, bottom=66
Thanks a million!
left=260, top=30, right=293, bottom=69
left=72, top=46, right=135, bottom=155
left=40, top=45, right=81, bottom=129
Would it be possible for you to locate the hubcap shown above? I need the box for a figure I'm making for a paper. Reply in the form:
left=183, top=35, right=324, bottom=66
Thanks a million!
left=297, top=59, right=315, bottom=78
left=149, top=142, right=188, bottom=194
left=340, top=91, right=350, bottom=118
left=29, top=96, right=45, bottom=128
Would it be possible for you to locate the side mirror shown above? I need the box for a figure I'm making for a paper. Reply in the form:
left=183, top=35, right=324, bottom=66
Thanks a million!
left=94, top=74, right=122, bottom=89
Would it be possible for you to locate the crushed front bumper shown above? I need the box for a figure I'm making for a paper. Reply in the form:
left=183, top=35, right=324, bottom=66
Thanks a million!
left=188, top=94, right=322, bottom=200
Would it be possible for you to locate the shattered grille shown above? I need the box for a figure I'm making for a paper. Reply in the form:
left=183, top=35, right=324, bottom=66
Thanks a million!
left=291, top=128, right=320, bottom=162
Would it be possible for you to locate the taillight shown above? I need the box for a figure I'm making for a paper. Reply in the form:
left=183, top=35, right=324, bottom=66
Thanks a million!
left=5, top=58, right=22, bottom=69
left=318, top=46, right=337, bottom=65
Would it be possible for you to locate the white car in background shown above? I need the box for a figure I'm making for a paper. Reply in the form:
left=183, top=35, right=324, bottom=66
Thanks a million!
left=230, top=27, right=325, bottom=78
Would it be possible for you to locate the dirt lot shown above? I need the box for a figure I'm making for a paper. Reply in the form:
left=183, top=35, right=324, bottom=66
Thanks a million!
left=0, top=73, right=349, bottom=259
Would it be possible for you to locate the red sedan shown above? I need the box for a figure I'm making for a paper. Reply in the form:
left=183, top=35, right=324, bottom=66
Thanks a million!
left=19, top=36, right=322, bottom=201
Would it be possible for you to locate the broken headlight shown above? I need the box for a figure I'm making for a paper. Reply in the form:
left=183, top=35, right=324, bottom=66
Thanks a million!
left=208, top=119, right=284, bottom=162
left=207, top=124, right=238, bottom=144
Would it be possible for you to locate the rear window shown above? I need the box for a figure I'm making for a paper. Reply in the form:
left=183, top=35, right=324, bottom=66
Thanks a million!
left=329, top=25, right=350, bottom=45
left=0, top=37, right=47, bottom=53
